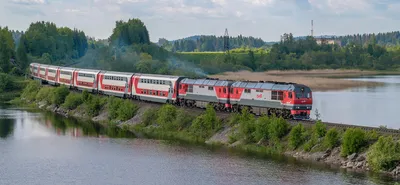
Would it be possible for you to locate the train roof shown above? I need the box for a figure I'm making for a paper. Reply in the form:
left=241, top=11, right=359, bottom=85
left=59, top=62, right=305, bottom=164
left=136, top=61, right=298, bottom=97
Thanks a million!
left=101, top=71, right=134, bottom=76
left=75, top=68, right=102, bottom=73
left=136, top=73, right=182, bottom=80
left=231, top=81, right=298, bottom=91
left=181, top=78, right=232, bottom=86
left=59, top=66, right=77, bottom=71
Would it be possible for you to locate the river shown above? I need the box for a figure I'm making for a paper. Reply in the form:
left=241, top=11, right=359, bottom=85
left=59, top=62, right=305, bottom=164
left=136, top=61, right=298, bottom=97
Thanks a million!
left=0, top=106, right=397, bottom=185
left=311, top=75, right=400, bottom=129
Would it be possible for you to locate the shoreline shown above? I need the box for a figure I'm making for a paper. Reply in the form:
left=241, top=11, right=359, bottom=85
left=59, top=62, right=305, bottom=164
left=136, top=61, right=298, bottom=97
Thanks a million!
left=11, top=81, right=400, bottom=180
left=13, top=96, right=400, bottom=181
left=209, top=69, right=400, bottom=92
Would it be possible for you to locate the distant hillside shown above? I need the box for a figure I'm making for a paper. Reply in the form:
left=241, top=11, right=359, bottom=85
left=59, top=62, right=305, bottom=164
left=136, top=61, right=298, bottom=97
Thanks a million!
left=295, top=31, right=400, bottom=47
left=158, top=35, right=273, bottom=52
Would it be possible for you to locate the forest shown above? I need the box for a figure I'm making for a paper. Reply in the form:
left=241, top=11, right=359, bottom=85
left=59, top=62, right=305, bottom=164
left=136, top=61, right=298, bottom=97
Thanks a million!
left=159, top=35, right=268, bottom=52
left=0, top=18, right=400, bottom=82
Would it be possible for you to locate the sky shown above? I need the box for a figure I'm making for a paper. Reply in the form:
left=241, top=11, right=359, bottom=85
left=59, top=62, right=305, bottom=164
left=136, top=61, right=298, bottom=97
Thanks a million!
left=1, top=0, right=400, bottom=42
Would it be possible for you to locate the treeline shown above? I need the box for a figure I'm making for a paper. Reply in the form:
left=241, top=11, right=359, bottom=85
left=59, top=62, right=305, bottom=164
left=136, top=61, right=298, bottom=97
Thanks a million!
left=0, top=27, right=16, bottom=73
left=177, top=33, right=400, bottom=74
left=20, top=21, right=88, bottom=65
left=159, top=35, right=267, bottom=52
left=74, top=19, right=205, bottom=78
left=337, top=31, right=400, bottom=46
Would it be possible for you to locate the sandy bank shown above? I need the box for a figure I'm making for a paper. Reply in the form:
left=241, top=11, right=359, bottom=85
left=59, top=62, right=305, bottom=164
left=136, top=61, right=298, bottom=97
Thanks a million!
left=209, top=70, right=394, bottom=91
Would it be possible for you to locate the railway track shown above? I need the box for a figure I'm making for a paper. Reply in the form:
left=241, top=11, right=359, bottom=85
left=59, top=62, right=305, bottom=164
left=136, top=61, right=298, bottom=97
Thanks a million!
left=39, top=83, right=400, bottom=136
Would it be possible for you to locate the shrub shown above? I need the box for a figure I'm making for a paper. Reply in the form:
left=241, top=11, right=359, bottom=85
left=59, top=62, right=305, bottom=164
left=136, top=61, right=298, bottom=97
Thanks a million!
left=82, top=90, right=90, bottom=102
left=21, top=80, right=41, bottom=101
left=51, top=86, right=70, bottom=106
left=173, top=109, right=195, bottom=130
left=367, top=136, right=400, bottom=172
left=237, top=107, right=256, bottom=143
left=108, top=97, right=124, bottom=120
left=62, top=93, right=83, bottom=110
left=253, top=115, right=270, bottom=142
left=35, top=87, right=53, bottom=104
left=157, top=104, right=177, bottom=129
left=0, top=73, right=13, bottom=93
left=142, top=108, right=158, bottom=126
left=117, top=100, right=138, bottom=121
left=289, top=124, right=305, bottom=149
left=268, top=116, right=289, bottom=139
left=189, top=105, right=220, bottom=139
left=341, top=128, right=367, bottom=157
left=323, top=128, right=339, bottom=149
left=85, top=94, right=102, bottom=117
left=313, top=120, right=327, bottom=138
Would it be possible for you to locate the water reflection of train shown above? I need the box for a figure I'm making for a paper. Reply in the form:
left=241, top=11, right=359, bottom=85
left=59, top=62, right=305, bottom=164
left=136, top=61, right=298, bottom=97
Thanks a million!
left=29, top=63, right=313, bottom=120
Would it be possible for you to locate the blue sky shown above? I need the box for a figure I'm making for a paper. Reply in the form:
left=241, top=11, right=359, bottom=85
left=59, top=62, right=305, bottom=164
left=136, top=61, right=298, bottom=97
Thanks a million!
left=1, top=0, right=399, bottom=42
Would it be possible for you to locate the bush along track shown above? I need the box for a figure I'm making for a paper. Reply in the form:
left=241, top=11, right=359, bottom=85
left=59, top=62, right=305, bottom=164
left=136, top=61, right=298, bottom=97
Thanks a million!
left=15, top=80, right=400, bottom=178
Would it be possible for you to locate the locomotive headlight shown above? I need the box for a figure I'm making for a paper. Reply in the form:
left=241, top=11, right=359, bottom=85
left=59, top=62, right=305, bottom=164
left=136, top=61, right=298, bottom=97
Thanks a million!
left=297, top=106, right=300, bottom=109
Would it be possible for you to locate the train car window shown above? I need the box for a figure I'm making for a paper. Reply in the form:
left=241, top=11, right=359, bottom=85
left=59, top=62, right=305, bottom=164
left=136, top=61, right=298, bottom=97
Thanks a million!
left=141, top=90, right=143, bottom=94
left=149, top=90, right=152, bottom=95
left=188, top=85, right=193, bottom=93
left=229, top=88, right=233, bottom=93
left=289, top=92, right=293, bottom=98
left=208, top=86, right=213, bottom=90
left=256, top=89, right=263, bottom=92
left=245, top=89, right=251, bottom=93
left=271, top=91, right=278, bottom=100
left=236, top=89, right=239, bottom=94
left=223, top=88, right=227, bottom=93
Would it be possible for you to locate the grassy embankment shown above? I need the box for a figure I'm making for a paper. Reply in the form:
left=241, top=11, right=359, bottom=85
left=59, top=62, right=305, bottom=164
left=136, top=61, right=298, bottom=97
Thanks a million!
left=14, top=80, right=400, bottom=176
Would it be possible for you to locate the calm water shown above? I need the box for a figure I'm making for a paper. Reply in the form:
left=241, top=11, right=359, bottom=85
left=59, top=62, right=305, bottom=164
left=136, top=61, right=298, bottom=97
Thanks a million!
left=311, top=75, right=400, bottom=129
left=0, top=107, right=397, bottom=185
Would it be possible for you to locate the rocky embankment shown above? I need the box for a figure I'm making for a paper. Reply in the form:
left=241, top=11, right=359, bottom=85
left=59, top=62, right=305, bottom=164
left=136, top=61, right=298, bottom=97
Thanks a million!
left=35, top=100, right=400, bottom=178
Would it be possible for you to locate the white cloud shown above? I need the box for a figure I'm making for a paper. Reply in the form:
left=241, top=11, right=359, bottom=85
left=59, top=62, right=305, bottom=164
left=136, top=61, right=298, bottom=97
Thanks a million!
left=243, top=0, right=275, bottom=6
left=11, top=0, right=46, bottom=4
left=308, top=0, right=373, bottom=14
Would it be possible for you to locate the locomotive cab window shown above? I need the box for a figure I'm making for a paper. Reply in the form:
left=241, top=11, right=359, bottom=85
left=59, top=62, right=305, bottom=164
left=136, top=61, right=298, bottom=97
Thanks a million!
left=289, top=92, right=293, bottom=99
left=244, top=89, right=251, bottom=93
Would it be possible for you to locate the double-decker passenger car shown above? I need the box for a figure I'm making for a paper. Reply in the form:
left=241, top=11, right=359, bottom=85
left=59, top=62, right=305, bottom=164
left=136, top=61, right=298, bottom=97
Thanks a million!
left=98, top=71, right=133, bottom=97
left=132, top=74, right=184, bottom=103
left=73, top=68, right=101, bottom=92
left=46, top=65, right=59, bottom=85
left=58, top=67, right=76, bottom=87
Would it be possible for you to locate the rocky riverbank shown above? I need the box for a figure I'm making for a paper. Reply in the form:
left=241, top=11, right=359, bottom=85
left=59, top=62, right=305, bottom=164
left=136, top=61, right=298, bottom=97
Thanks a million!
left=33, top=100, right=400, bottom=178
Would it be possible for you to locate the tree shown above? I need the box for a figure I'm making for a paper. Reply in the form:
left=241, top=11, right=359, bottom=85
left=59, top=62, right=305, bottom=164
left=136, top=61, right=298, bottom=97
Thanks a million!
left=109, top=18, right=150, bottom=47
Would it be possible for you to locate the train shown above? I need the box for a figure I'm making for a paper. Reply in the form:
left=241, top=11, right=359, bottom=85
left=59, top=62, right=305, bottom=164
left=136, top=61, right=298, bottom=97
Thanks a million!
left=29, top=63, right=313, bottom=120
